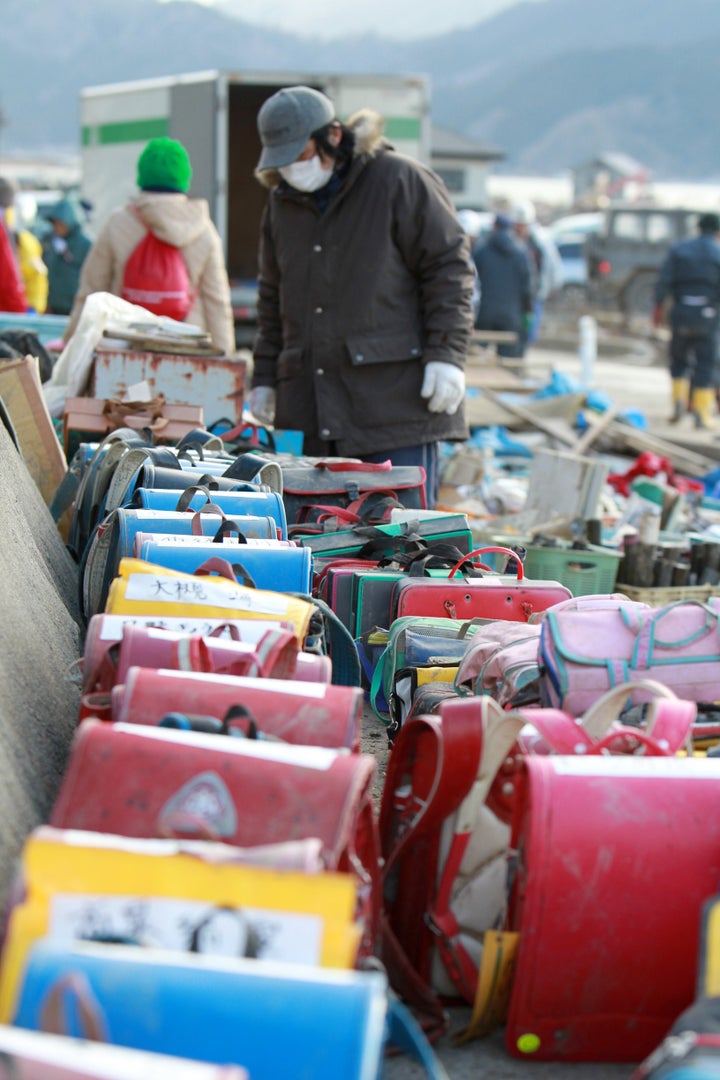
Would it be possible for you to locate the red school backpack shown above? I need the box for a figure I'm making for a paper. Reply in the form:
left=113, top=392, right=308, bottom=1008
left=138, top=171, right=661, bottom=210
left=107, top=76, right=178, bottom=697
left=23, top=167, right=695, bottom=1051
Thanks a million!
left=121, top=208, right=195, bottom=321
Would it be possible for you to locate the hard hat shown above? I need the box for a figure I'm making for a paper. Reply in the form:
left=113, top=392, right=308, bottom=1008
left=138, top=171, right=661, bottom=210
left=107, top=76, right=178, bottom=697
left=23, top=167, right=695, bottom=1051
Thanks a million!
left=457, top=208, right=483, bottom=238
left=513, top=200, right=536, bottom=225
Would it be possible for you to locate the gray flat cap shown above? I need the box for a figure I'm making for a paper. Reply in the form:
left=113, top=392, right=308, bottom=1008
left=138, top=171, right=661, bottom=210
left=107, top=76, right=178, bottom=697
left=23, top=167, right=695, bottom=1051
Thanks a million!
left=256, top=86, right=335, bottom=171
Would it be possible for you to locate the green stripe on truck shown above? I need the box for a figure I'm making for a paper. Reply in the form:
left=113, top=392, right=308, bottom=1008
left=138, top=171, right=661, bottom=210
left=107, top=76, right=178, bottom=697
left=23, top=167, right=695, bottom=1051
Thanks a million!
left=81, top=117, right=169, bottom=147
left=383, top=117, right=422, bottom=141
left=82, top=115, right=418, bottom=146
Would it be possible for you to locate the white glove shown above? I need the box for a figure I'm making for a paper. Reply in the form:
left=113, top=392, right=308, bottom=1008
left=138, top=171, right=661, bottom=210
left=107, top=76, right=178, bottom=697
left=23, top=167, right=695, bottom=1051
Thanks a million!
left=420, top=362, right=465, bottom=415
left=247, top=386, right=276, bottom=426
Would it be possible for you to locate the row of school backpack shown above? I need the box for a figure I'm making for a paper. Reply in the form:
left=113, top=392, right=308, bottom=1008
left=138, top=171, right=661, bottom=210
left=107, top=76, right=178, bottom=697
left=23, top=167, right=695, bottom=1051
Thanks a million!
left=297, top=491, right=720, bottom=1070
left=1, top=424, right=451, bottom=1078
left=42, top=419, right=720, bottom=1071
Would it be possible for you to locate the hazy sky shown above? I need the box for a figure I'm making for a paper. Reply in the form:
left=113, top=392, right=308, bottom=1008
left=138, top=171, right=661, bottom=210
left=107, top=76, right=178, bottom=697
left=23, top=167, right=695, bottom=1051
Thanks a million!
left=167, top=0, right=532, bottom=40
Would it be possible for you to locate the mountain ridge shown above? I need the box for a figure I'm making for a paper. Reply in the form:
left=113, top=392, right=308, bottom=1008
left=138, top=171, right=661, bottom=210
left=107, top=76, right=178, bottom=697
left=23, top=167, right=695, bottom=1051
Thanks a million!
left=2, top=0, right=719, bottom=178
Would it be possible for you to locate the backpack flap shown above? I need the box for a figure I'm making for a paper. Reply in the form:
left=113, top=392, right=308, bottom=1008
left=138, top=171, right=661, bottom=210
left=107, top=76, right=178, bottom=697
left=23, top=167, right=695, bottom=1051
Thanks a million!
left=281, top=459, right=426, bottom=526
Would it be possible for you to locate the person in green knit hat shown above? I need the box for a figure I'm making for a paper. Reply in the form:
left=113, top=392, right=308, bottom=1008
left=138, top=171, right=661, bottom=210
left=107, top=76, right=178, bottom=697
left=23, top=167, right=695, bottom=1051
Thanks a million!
left=65, top=136, right=234, bottom=354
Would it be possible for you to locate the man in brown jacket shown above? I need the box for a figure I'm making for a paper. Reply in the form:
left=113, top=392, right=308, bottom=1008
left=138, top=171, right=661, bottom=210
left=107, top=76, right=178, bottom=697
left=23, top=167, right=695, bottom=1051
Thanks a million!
left=249, top=87, right=474, bottom=506
left=65, top=137, right=235, bottom=355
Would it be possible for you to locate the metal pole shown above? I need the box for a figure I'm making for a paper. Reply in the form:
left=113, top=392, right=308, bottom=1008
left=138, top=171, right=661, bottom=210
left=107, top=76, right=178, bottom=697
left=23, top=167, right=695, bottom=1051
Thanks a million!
left=578, top=314, right=597, bottom=389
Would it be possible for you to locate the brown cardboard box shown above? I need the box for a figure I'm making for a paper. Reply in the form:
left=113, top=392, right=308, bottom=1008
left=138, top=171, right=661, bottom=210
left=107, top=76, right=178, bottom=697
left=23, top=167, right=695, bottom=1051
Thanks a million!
left=0, top=355, right=67, bottom=506
left=62, top=396, right=204, bottom=457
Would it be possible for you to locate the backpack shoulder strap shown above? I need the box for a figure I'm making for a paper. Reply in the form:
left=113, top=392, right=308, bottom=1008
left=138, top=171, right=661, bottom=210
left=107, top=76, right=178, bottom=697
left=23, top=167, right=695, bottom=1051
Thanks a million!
left=379, top=703, right=484, bottom=1029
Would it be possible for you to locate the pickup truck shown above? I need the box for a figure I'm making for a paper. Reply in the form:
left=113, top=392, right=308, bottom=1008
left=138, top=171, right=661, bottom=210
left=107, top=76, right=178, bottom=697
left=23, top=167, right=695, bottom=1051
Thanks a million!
left=585, top=205, right=702, bottom=316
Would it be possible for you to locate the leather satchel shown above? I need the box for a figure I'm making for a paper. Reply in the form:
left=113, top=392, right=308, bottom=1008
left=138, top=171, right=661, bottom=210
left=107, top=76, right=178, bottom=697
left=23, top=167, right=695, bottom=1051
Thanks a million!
left=280, top=458, right=426, bottom=526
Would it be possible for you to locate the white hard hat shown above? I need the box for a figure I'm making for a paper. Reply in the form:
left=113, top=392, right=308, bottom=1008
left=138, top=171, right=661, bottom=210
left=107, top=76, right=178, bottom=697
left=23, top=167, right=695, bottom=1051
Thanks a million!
left=513, top=200, right=536, bottom=225
left=457, top=208, right=483, bottom=238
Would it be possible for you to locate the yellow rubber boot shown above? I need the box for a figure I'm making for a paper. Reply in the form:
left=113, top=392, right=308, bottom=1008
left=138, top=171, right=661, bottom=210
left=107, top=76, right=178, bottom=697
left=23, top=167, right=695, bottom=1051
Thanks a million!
left=691, top=387, right=716, bottom=430
left=670, top=377, right=690, bottom=423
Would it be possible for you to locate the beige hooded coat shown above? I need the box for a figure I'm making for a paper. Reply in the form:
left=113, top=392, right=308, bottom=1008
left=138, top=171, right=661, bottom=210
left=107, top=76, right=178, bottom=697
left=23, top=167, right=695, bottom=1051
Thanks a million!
left=64, top=191, right=235, bottom=354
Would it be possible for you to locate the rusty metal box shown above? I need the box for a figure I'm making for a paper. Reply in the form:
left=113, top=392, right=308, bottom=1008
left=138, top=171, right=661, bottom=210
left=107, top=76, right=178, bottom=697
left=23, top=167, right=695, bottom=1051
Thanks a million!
left=90, top=346, right=247, bottom=428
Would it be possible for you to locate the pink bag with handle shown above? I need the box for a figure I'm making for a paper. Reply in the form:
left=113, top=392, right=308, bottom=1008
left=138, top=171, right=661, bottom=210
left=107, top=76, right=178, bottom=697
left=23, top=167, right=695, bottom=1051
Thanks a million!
left=454, top=621, right=542, bottom=705
left=379, top=679, right=695, bottom=1030
left=539, top=596, right=720, bottom=715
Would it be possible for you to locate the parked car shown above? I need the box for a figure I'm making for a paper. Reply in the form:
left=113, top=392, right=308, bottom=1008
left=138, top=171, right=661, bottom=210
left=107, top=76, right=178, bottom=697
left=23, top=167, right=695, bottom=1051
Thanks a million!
left=548, top=212, right=603, bottom=306
left=584, top=205, right=703, bottom=315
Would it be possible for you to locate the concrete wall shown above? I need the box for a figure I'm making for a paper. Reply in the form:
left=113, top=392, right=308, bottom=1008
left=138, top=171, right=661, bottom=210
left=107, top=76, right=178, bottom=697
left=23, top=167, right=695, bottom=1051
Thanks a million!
left=0, top=422, right=81, bottom=908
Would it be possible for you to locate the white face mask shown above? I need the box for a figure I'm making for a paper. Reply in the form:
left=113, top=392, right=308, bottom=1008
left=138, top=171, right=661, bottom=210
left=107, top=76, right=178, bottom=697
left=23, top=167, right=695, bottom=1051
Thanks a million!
left=279, top=155, right=333, bottom=193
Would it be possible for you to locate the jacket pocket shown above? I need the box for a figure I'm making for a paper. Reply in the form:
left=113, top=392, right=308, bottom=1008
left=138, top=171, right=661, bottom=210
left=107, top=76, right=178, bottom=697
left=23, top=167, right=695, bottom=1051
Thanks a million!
left=276, top=347, right=305, bottom=381
left=345, top=331, right=423, bottom=367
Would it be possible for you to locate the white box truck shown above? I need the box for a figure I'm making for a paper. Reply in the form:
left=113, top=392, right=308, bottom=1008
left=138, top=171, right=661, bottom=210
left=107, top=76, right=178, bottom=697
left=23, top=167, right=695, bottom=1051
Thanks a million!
left=80, top=69, right=431, bottom=345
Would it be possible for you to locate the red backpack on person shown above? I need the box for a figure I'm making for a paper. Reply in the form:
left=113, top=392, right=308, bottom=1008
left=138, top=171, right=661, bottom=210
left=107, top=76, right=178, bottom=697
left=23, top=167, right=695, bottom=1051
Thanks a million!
left=121, top=209, right=195, bottom=321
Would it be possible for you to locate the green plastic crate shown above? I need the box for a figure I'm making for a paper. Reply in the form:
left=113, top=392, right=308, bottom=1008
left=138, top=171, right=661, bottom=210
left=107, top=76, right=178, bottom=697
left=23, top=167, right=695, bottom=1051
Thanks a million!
left=523, top=544, right=623, bottom=597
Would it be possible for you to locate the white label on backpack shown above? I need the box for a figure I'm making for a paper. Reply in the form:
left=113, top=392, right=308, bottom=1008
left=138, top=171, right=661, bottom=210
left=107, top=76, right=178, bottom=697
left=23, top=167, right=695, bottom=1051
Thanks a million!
left=49, top=894, right=324, bottom=965
left=124, top=573, right=288, bottom=615
left=114, top=721, right=339, bottom=762
left=146, top=536, right=291, bottom=548
left=98, top=615, right=286, bottom=641
left=551, top=757, right=720, bottom=779
left=130, top=509, right=183, bottom=519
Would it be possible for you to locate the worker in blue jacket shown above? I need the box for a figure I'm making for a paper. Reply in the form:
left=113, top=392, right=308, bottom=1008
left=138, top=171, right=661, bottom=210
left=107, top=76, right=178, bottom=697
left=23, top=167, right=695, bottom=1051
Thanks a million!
left=654, top=211, right=720, bottom=429
left=473, top=213, right=534, bottom=360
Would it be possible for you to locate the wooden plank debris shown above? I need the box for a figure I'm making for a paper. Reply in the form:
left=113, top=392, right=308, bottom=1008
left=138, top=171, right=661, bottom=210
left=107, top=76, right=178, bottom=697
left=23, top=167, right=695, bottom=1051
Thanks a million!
left=467, top=386, right=581, bottom=445
left=571, top=405, right=620, bottom=455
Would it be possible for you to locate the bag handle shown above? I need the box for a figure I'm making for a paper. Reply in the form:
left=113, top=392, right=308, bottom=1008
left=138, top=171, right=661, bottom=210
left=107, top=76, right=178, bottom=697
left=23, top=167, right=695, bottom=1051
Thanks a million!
left=208, top=622, right=242, bottom=641
left=315, top=459, right=392, bottom=472
left=581, top=678, right=696, bottom=753
left=592, top=728, right=680, bottom=757
left=221, top=703, right=259, bottom=737
left=40, top=972, right=108, bottom=1042
left=219, top=421, right=277, bottom=453
left=190, top=505, right=226, bottom=533
left=177, top=444, right=204, bottom=463
left=158, top=712, right=223, bottom=734
left=384, top=995, right=451, bottom=1078
left=650, top=600, right=720, bottom=650
left=404, top=544, right=475, bottom=577
left=192, top=557, right=257, bottom=589
left=288, top=592, right=362, bottom=687
left=212, top=519, right=248, bottom=544
left=446, top=546, right=524, bottom=581
left=316, top=490, right=406, bottom=528
left=219, top=703, right=284, bottom=741
left=175, top=484, right=213, bottom=512
left=518, top=681, right=695, bottom=757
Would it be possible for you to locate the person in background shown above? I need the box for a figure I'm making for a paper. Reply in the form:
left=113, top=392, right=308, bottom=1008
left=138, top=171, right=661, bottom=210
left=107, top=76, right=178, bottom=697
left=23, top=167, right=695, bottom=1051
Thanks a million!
left=653, top=210, right=720, bottom=430
left=457, top=208, right=485, bottom=324
left=512, top=199, right=563, bottom=344
left=249, top=86, right=474, bottom=508
left=0, top=181, right=27, bottom=314
left=0, top=179, right=47, bottom=314
left=473, top=212, right=533, bottom=361
left=64, top=137, right=234, bottom=354
left=42, top=198, right=92, bottom=316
